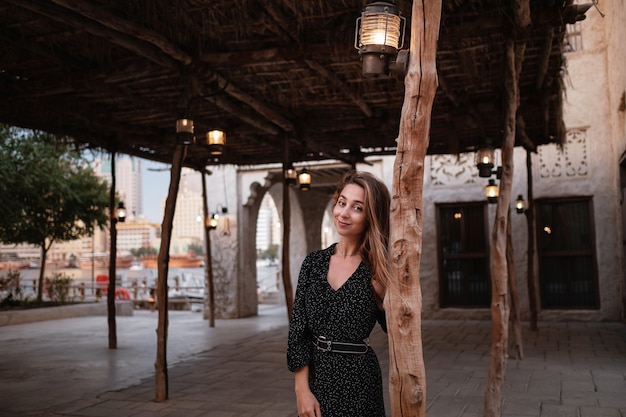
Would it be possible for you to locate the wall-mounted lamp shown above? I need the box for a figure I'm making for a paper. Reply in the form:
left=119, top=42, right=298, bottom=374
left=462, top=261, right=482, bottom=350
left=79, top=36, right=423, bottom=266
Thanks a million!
left=284, top=165, right=298, bottom=185
left=206, top=130, right=226, bottom=156
left=209, top=205, right=230, bottom=235
left=208, top=213, right=218, bottom=230
left=116, top=201, right=127, bottom=223
left=355, top=1, right=407, bottom=78
left=298, top=169, right=312, bottom=191
left=515, top=195, right=526, bottom=214
left=175, top=117, right=195, bottom=145
left=486, top=179, right=498, bottom=204
left=475, top=138, right=503, bottom=179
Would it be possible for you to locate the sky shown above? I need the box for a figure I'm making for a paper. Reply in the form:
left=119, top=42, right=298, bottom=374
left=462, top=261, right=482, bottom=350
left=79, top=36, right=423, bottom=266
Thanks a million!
left=142, top=160, right=170, bottom=223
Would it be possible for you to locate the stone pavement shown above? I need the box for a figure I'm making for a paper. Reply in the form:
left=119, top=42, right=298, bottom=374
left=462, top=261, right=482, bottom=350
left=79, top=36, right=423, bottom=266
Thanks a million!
left=0, top=305, right=624, bottom=417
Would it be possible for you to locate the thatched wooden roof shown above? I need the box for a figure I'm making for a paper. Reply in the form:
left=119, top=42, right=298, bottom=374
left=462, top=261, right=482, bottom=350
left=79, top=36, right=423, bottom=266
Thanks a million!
left=0, top=0, right=588, bottom=169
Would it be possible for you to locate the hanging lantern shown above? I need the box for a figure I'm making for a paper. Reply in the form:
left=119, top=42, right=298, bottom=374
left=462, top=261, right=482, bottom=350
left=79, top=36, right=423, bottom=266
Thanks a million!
left=476, top=138, right=496, bottom=177
left=206, top=130, right=226, bottom=155
left=116, top=201, right=127, bottom=223
left=284, top=166, right=298, bottom=185
left=175, top=118, right=195, bottom=145
left=515, top=195, right=525, bottom=214
left=298, top=169, right=311, bottom=191
left=208, top=213, right=219, bottom=230
left=354, top=1, right=406, bottom=77
left=486, top=179, right=498, bottom=204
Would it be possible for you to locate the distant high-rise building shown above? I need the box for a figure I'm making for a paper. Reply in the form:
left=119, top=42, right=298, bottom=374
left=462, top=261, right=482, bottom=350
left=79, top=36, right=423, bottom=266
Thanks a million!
left=92, top=156, right=142, bottom=220
left=159, top=171, right=204, bottom=254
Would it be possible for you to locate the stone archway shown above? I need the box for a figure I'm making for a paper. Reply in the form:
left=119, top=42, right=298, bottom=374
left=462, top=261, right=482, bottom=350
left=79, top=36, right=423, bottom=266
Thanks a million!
left=240, top=172, right=308, bottom=316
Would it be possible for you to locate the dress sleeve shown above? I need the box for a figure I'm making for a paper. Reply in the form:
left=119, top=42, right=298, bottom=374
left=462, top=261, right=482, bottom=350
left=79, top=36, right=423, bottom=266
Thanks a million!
left=287, top=253, right=314, bottom=372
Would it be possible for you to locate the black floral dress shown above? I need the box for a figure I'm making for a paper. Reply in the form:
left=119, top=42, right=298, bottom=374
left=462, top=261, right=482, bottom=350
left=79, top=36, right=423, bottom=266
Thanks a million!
left=287, top=244, right=387, bottom=417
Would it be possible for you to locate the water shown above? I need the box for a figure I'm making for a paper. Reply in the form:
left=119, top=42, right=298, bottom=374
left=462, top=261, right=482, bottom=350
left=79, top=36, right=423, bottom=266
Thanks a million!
left=5, top=262, right=280, bottom=299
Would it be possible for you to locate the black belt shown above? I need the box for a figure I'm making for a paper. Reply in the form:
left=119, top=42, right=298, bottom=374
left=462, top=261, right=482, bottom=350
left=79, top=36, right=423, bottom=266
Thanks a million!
left=313, top=335, right=369, bottom=354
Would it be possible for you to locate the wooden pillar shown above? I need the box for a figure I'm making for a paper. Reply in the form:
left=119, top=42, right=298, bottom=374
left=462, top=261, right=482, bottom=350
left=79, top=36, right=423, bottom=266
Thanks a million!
left=282, top=136, right=294, bottom=320
left=107, top=151, right=118, bottom=350
left=507, top=210, right=524, bottom=360
left=525, top=149, right=538, bottom=331
left=155, top=144, right=185, bottom=402
left=483, top=36, right=523, bottom=417
left=386, top=1, right=441, bottom=416
left=201, top=171, right=216, bottom=327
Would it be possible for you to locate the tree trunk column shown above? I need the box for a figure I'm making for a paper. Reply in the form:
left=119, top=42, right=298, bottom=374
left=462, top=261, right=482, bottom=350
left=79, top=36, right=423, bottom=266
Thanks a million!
left=386, top=1, right=441, bottom=416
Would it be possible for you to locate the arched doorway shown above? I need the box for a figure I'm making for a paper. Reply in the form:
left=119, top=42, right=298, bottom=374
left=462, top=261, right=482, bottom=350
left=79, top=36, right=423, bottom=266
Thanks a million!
left=256, top=192, right=281, bottom=304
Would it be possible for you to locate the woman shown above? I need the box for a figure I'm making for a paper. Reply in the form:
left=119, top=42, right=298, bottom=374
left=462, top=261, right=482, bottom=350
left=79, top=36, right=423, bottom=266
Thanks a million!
left=287, top=170, right=391, bottom=417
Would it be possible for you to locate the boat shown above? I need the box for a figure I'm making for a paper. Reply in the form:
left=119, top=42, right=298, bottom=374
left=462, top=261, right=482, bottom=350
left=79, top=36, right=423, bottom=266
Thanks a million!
left=141, top=254, right=204, bottom=269
left=0, top=259, right=30, bottom=270
left=78, top=252, right=135, bottom=269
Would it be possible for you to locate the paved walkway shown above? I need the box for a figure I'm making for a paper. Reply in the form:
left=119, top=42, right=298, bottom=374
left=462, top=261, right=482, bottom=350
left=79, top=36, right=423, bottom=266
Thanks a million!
left=0, top=305, right=624, bottom=417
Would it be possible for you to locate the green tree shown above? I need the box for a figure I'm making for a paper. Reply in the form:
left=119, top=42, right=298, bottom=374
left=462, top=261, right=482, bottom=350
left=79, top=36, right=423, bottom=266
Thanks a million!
left=187, top=242, right=204, bottom=256
left=130, top=246, right=157, bottom=258
left=0, top=126, right=109, bottom=302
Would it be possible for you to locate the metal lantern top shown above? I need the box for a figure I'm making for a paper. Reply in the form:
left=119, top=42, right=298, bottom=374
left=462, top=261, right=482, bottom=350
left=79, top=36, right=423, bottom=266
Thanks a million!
left=355, top=1, right=405, bottom=53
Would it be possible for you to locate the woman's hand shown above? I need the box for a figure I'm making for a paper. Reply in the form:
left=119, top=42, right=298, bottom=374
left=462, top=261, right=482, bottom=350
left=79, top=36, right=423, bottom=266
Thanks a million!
left=296, top=387, right=321, bottom=417
left=294, top=366, right=321, bottom=417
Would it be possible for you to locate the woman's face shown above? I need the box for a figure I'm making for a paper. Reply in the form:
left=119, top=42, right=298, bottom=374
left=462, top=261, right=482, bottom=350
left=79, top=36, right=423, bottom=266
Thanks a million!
left=333, top=183, right=367, bottom=239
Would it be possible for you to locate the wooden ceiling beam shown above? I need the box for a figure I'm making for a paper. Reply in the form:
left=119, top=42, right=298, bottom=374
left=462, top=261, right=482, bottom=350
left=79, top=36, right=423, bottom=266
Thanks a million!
left=213, top=74, right=295, bottom=132
left=7, top=0, right=178, bottom=70
left=304, top=59, right=373, bottom=118
left=35, top=0, right=298, bottom=140
left=50, top=0, right=193, bottom=65
left=437, top=73, right=487, bottom=134
left=535, top=27, right=553, bottom=90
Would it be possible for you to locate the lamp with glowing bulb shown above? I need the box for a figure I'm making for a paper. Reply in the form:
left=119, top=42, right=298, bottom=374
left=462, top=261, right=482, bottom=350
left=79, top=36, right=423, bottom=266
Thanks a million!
left=284, top=165, right=298, bottom=185
left=354, top=1, right=407, bottom=78
left=485, top=179, right=499, bottom=204
left=206, top=130, right=226, bottom=156
left=208, top=213, right=219, bottom=230
left=298, top=169, right=311, bottom=191
left=116, top=201, right=127, bottom=223
left=209, top=205, right=230, bottom=235
left=175, top=117, right=195, bottom=145
left=475, top=138, right=502, bottom=178
left=515, top=195, right=526, bottom=214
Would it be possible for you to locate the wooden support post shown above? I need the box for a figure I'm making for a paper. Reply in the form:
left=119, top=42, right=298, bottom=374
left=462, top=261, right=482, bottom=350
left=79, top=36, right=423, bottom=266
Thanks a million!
left=201, top=172, right=215, bottom=327
left=282, top=136, right=294, bottom=320
left=386, top=1, right=441, bottom=416
left=506, top=210, right=524, bottom=360
left=525, top=150, right=538, bottom=331
left=107, top=151, right=117, bottom=350
left=483, top=36, right=521, bottom=417
left=155, top=144, right=185, bottom=402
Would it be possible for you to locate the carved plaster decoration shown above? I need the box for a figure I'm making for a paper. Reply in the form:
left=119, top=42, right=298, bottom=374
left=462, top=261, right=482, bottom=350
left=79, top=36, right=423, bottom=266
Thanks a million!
left=539, top=128, right=588, bottom=178
left=429, top=153, right=479, bottom=186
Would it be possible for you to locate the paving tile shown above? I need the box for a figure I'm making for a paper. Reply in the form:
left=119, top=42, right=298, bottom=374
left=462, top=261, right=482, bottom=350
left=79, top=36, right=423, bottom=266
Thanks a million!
left=1, top=307, right=624, bottom=417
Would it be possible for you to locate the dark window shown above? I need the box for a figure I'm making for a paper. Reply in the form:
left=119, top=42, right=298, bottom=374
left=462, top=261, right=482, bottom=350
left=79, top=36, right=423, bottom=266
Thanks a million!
left=565, top=21, right=584, bottom=52
left=536, top=198, right=599, bottom=309
left=437, top=203, right=490, bottom=307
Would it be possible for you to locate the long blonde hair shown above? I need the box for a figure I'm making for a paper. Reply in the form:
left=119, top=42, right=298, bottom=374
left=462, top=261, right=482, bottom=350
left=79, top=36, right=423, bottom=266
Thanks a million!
left=334, top=171, right=391, bottom=296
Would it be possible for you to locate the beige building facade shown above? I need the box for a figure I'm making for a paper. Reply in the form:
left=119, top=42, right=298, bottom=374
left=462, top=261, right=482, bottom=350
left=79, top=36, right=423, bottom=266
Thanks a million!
left=200, top=2, right=625, bottom=322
